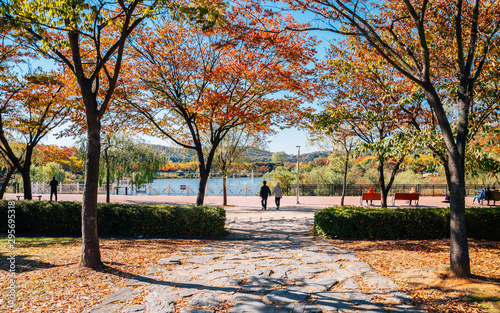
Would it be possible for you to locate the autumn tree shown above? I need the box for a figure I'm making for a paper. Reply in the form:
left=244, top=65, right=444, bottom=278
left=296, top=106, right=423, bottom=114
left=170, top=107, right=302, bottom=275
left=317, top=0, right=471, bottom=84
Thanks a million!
left=122, top=14, right=317, bottom=205
left=1, top=0, right=223, bottom=268
left=280, top=0, right=500, bottom=277
left=35, top=145, right=84, bottom=173
left=313, top=40, right=424, bottom=207
left=0, top=33, right=69, bottom=199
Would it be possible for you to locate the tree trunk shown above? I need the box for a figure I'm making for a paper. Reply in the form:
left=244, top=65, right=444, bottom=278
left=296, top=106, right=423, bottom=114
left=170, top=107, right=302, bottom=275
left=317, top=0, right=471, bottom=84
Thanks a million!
left=341, top=154, right=349, bottom=206
left=424, top=87, right=470, bottom=277
left=377, top=159, right=388, bottom=208
left=196, top=167, right=209, bottom=206
left=0, top=167, right=14, bottom=199
left=448, top=154, right=470, bottom=277
left=80, top=114, right=103, bottom=268
left=222, top=170, right=227, bottom=206
left=20, top=168, right=32, bottom=200
left=105, top=148, right=110, bottom=203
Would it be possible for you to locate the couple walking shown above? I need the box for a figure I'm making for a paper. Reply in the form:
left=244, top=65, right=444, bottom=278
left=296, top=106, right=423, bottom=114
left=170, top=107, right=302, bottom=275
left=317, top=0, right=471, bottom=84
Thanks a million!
left=259, top=181, right=282, bottom=210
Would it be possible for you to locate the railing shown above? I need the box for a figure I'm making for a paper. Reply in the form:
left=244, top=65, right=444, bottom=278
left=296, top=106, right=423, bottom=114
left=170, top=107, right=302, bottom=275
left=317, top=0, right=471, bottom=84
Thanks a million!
left=7, top=182, right=497, bottom=197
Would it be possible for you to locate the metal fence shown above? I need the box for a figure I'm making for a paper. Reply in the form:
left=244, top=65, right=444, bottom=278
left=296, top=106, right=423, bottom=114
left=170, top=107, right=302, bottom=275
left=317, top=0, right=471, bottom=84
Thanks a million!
left=7, top=182, right=496, bottom=197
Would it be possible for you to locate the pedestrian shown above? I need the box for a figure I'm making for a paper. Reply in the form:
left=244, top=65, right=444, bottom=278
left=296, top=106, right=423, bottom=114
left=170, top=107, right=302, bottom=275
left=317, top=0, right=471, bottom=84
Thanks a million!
left=273, top=182, right=283, bottom=210
left=472, top=188, right=486, bottom=204
left=366, top=187, right=375, bottom=205
left=259, top=181, right=271, bottom=210
left=50, top=176, right=59, bottom=201
left=485, top=186, right=492, bottom=205
left=492, top=186, right=498, bottom=206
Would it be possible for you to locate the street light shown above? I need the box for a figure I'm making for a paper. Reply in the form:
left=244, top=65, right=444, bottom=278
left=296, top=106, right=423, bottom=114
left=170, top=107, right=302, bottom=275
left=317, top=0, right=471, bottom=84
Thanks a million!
left=296, top=145, right=300, bottom=204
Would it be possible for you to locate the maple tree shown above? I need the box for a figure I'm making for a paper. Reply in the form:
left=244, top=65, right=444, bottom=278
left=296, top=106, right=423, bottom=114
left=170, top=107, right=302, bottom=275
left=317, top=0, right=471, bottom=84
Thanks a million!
left=35, top=145, right=84, bottom=173
left=1, top=0, right=225, bottom=268
left=280, top=0, right=500, bottom=277
left=121, top=13, right=317, bottom=206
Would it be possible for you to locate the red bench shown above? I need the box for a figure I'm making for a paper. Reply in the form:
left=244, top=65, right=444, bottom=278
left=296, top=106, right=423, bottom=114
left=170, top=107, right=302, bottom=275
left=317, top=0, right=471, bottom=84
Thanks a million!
left=392, top=193, right=419, bottom=206
left=360, top=192, right=381, bottom=205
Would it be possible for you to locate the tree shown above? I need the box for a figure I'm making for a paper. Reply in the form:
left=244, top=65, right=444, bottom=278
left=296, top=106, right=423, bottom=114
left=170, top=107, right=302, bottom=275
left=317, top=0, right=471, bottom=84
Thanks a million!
left=280, top=0, right=500, bottom=277
left=313, top=40, right=423, bottom=207
left=0, top=34, right=69, bottom=199
left=122, top=14, right=316, bottom=205
left=214, top=128, right=260, bottom=205
left=1, top=0, right=213, bottom=268
left=99, top=134, right=166, bottom=202
left=308, top=126, right=358, bottom=206
left=272, top=151, right=289, bottom=164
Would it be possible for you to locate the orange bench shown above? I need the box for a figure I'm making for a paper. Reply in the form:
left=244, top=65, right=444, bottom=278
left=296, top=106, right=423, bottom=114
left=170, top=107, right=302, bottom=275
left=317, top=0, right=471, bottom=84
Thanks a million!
left=392, top=193, right=419, bottom=206
left=360, top=192, right=381, bottom=205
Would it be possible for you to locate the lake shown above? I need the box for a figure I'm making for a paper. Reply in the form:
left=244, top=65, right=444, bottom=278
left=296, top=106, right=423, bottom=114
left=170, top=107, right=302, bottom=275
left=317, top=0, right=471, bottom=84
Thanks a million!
left=128, top=177, right=264, bottom=196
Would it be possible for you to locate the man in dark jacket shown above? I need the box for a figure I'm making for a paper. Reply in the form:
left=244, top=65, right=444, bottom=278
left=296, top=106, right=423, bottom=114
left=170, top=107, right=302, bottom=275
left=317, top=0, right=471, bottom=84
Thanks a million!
left=485, top=186, right=492, bottom=205
left=50, top=176, right=59, bottom=201
left=259, top=181, right=271, bottom=210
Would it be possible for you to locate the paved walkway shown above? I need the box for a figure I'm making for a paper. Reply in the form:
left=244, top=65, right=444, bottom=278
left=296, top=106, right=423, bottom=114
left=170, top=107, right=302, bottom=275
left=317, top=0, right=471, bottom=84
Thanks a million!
left=84, top=216, right=426, bottom=313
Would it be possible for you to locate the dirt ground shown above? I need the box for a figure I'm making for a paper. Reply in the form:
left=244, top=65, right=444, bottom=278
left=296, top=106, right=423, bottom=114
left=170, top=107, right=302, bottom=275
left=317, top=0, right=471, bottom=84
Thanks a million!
left=331, top=239, right=500, bottom=313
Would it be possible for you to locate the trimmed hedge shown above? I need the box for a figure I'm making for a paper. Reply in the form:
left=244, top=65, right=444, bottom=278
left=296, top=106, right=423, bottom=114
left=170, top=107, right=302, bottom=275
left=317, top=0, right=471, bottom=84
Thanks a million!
left=0, top=200, right=227, bottom=238
left=313, top=206, right=500, bottom=241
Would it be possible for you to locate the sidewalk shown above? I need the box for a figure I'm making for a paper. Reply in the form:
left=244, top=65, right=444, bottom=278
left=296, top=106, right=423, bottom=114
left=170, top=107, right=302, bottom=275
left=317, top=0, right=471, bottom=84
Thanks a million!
left=84, top=216, right=426, bottom=313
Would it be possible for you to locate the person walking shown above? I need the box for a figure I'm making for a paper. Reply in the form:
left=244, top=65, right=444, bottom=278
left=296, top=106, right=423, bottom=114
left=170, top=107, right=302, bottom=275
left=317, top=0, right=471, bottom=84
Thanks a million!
left=259, top=181, right=271, bottom=210
left=50, top=176, right=59, bottom=201
left=273, top=182, right=283, bottom=210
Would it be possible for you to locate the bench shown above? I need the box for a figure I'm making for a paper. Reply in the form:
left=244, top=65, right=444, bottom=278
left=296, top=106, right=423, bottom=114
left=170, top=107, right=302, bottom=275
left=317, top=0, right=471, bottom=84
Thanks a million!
left=486, top=191, right=500, bottom=205
left=392, top=193, right=419, bottom=206
left=360, top=192, right=381, bottom=205
left=16, top=195, right=42, bottom=200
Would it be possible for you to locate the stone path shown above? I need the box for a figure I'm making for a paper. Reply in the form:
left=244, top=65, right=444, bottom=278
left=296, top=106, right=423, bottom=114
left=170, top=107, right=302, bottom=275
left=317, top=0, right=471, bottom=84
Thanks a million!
left=85, top=217, right=426, bottom=313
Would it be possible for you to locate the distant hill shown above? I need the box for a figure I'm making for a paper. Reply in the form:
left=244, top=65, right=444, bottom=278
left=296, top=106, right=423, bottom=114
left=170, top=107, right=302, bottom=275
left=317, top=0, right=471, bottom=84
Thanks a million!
left=151, top=145, right=196, bottom=162
left=152, top=144, right=330, bottom=163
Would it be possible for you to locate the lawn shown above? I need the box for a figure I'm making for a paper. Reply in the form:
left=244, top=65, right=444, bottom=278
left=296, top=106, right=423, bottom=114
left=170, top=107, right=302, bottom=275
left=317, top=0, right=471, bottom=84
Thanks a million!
left=0, top=237, right=499, bottom=312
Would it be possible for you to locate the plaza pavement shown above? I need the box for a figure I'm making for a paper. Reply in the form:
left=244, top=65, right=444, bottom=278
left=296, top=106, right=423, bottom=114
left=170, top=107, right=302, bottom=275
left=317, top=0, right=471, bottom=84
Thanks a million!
left=79, top=196, right=429, bottom=313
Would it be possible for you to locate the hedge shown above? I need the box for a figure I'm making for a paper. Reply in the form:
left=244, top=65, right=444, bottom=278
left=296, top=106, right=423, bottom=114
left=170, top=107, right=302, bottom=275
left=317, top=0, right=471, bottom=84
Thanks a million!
left=313, top=206, right=500, bottom=241
left=0, top=200, right=227, bottom=238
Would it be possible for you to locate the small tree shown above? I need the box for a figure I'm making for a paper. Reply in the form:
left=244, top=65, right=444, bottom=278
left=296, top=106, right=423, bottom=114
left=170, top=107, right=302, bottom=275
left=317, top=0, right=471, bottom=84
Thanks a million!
left=214, top=128, right=260, bottom=205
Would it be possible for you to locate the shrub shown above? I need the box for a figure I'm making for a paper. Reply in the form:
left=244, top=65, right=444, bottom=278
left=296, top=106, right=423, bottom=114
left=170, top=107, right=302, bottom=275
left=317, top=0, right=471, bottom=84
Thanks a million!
left=0, top=200, right=227, bottom=238
left=313, top=206, right=499, bottom=241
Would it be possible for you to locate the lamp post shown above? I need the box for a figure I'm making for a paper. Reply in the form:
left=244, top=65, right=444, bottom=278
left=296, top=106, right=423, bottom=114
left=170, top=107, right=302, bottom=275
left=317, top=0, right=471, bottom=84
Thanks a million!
left=296, top=145, right=300, bottom=204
